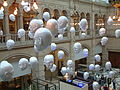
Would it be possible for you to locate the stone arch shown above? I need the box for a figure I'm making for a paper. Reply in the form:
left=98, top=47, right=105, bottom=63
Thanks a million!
left=86, top=13, right=90, bottom=30
left=52, top=9, right=60, bottom=19
left=61, top=10, right=68, bottom=17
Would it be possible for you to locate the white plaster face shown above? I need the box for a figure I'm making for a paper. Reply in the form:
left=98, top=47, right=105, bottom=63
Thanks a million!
left=100, top=37, right=108, bottom=46
left=95, top=64, right=100, bottom=71
left=18, top=58, right=29, bottom=70
left=23, top=6, right=30, bottom=12
left=9, top=14, right=15, bottom=22
left=107, top=17, right=113, bottom=25
left=43, top=12, right=50, bottom=21
left=58, top=34, right=63, bottom=40
left=50, top=64, right=57, bottom=72
left=94, top=54, right=101, bottom=62
left=34, top=45, right=40, bottom=54
left=105, top=61, right=112, bottom=70
left=83, top=48, right=89, bottom=57
left=18, top=29, right=25, bottom=38
left=0, top=61, right=14, bottom=81
left=99, top=28, right=106, bottom=36
left=58, top=16, right=68, bottom=34
left=70, top=27, right=75, bottom=33
left=115, top=29, right=120, bottom=38
left=67, top=60, right=73, bottom=68
left=73, top=42, right=82, bottom=54
left=29, top=57, right=38, bottom=69
left=44, top=55, right=54, bottom=69
left=58, top=50, right=64, bottom=59
left=34, top=28, right=52, bottom=52
left=109, top=71, right=115, bottom=78
left=6, top=39, right=15, bottom=50
left=28, top=31, right=34, bottom=38
left=0, top=30, right=3, bottom=35
left=51, top=43, right=57, bottom=51
left=29, top=19, right=43, bottom=33
left=83, top=72, right=89, bottom=80
left=66, top=67, right=74, bottom=75
left=89, top=64, right=94, bottom=71
left=46, top=19, right=58, bottom=36
left=79, top=18, right=88, bottom=31
left=61, top=67, right=67, bottom=75
left=81, top=33, right=86, bottom=38
left=93, top=82, right=100, bottom=90
left=0, top=10, right=4, bottom=19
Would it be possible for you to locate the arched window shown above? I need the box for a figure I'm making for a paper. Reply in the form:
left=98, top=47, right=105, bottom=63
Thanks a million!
left=61, top=10, right=68, bottom=17
left=86, top=13, right=90, bottom=35
left=80, top=12, right=85, bottom=20
left=52, top=9, right=60, bottom=20
left=94, top=14, right=98, bottom=32
left=8, top=3, right=19, bottom=34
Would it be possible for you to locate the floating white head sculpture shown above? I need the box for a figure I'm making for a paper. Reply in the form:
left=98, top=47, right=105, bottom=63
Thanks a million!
left=28, top=31, right=34, bottom=38
left=109, top=71, right=115, bottom=78
left=83, top=72, right=89, bottom=80
left=18, top=58, right=29, bottom=70
left=70, top=27, right=75, bottom=33
left=46, top=19, right=58, bottom=36
left=105, top=62, right=112, bottom=70
left=29, top=57, right=38, bottom=69
left=23, top=6, right=30, bottom=12
left=100, top=37, right=108, bottom=46
left=18, top=29, right=25, bottom=38
left=0, top=61, right=14, bottom=81
left=94, top=54, right=101, bottom=62
left=0, top=29, right=3, bottom=35
left=44, top=54, right=54, bottom=69
left=58, top=34, right=63, bottom=40
left=9, top=14, right=15, bottom=22
left=99, top=28, right=106, bottom=36
left=83, top=48, right=89, bottom=57
left=107, top=17, right=113, bottom=25
left=79, top=18, right=88, bottom=31
left=115, top=29, right=120, bottom=38
left=73, top=42, right=82, bottom=54
left=58, top=16, right=68, bottom=34
left=34, top=45, right=40, bottom=54
left=81, top=33, right=86, bottom=38
left=93, top=82, right=100, bottom=90
left=6, top=39, right=15, bottom=50
left=51, top=43, right=57, bottom=51
left=0, top=10, right=4, bottom=19
left=50, top=64, right=57, bottom=72
left=95, top=64, right=100, bottom=71
left=43, top=12, right=50, bottom=21
left=29, top=19, right=43, bottom=33
left=58, top=50, right=64, bottom=59
left=61, top=67, right=67, bottom=75
left=67, top=60, right=73, bottom=68
left=89, top=64, right=94, bottom=71
left=34, top=28, right=52, bottom=52
left=66, top=67, right=74, bottom=75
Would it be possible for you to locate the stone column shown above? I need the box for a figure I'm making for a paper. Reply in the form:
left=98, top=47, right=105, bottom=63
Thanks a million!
left=3, top=6, right=10, bottom=40
left=87, top=3, right=96, bottom=65
left=18, top=5, right=25, bottom=41
left=102, top=45, right=108, bottom=67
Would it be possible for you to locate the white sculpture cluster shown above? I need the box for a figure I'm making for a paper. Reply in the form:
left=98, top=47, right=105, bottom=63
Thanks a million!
left=51, top=43, right=57, bottom=51
left=0, top=29, right=3, bottom=35
left=44, top=54, right=57, bottom=72
left=107, top=17, right=113, bottom=25
left=43, top=12, right=50, bottom=21
left=61, top=60, right=74, bottom=78
left=0, top=61, right=14, bottom=81
left=18, top=58, right=29, bottom=70
left=94, top=54, right=101, bottom=62
left=29, top=57, right=38, bottom=69
left=58, top=50, right=65, bottom=59
left=70, top=27, right=75, bottom=33
left=83, top=48, right=89, bottom=57
left=99, top=28, right=106, bottom=36
left=0, top=10, right=4, bottom=19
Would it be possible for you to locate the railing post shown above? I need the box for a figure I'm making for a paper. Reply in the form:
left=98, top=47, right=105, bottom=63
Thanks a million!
left=45, top=84, right=48, bottom=90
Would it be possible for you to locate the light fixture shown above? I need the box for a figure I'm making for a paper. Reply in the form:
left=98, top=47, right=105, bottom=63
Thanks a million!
left=0, top=7, right=4, bottom=11
left=33, top=0, right=38, bottom=10
left=21, top=0, right=25, bottom=5
left=14, top=7, right=18, bottom=15
left=3, top=0, right=8, bottom=7
left=109, top=0, right=120, bottom=26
